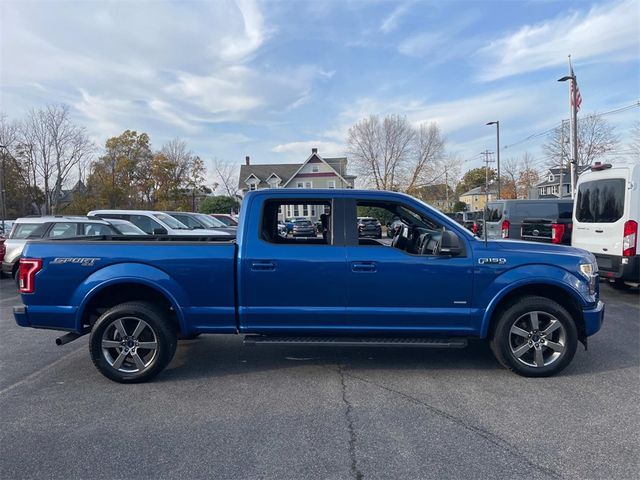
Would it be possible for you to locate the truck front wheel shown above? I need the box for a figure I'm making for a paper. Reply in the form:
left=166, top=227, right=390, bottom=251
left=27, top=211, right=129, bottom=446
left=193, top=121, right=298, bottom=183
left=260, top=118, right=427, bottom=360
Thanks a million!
left=89, top=302, right=178, bottom=383
left=490, top=296, right=578, bottom=377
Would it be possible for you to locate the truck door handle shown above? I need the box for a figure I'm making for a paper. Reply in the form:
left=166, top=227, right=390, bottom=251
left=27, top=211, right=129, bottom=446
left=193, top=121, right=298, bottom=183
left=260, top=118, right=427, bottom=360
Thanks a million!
left=251, top=261, right=276, bottom=271
left=351, top=261, right=377, bottom=272
left=595, top=229, right=604, bottom=233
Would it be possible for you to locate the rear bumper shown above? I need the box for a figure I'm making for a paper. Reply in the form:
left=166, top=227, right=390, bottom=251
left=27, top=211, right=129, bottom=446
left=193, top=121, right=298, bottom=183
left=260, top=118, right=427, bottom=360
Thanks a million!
left=583, top=301, right=605, bottom=336
left=595, top=254, right=639, bottom=282
left=2, top=261, right=15, bottom=276
left=13, top=304, right=79, bottom=332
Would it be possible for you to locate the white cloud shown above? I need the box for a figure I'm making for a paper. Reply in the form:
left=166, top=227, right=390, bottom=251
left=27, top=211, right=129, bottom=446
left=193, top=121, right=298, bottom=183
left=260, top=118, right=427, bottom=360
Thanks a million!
left=476, top=0, right=639, bottom=81
left=219, top=0, right=271, bottom=61
left=380, top=2, right=412, bottom=34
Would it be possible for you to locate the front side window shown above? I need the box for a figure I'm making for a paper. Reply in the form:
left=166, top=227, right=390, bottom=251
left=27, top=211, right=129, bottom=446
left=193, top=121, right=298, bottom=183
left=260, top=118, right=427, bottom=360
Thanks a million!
left=576, top=179, right=625, bottom=223
left=126, top=215, right=163, bottom=234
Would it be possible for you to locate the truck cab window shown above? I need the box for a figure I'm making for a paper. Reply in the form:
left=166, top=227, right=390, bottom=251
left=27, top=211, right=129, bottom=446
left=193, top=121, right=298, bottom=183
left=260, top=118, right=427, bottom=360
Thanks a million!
left=354, top=200, right=444, bottom=255
left=262, top=200, right=332, bottom=245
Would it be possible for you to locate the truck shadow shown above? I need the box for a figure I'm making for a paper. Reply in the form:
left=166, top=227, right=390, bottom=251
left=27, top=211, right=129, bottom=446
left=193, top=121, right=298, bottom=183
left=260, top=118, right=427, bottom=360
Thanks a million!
left=156, top=335, right=638, bottom=382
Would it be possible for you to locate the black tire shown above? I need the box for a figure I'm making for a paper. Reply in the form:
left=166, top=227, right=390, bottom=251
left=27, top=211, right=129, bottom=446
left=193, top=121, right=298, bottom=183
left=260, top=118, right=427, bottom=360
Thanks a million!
left=490, top=296, right=578, bottom=377
left=89, top=301, right=177, bottom=383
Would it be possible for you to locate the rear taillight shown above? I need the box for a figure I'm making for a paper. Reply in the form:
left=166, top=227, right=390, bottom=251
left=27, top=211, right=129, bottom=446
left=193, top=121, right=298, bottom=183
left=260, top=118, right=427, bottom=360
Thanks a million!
left=501, top=220, right=510, bottom=238
left=18, top=258, right=43, bottom=294
left=0, top=241, right=5, bottom=263
left=472, top=223, right=478, bottom=235
left=551, top=223, right=566, bottom=244
left=623, top=220, right=637, bottom=257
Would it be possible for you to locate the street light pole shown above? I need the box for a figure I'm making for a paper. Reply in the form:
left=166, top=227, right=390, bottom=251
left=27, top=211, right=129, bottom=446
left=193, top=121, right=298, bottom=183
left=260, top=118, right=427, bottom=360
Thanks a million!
left=486, top=121, right=500, bottom=199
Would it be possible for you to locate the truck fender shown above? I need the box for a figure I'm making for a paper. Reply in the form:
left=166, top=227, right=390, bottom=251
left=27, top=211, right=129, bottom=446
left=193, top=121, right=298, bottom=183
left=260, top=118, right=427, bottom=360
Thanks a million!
left=479, top=264, right=587, bottom=338
left=72, top=263, right=189, bottom=333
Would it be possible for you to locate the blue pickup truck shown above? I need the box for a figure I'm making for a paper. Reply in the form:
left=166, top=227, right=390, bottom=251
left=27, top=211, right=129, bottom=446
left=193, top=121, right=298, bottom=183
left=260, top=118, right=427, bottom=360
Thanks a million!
left=14, top=189, right=604, bottom=382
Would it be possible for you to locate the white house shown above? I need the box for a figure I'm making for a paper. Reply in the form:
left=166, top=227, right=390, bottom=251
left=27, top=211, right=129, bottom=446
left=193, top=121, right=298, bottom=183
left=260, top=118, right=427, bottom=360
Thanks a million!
left=238, top=148, right=356, bottom=221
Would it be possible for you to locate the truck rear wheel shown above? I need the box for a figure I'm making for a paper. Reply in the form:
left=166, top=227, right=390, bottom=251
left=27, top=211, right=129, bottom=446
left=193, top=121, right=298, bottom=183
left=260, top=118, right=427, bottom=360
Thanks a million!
left=490, top=296, right=577, bottom=377
left=89, top=302, right=177, bottom=383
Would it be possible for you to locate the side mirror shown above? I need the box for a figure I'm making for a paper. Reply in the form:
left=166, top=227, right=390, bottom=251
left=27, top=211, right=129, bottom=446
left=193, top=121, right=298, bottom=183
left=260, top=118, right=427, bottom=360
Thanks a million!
left=437, top=230, right=462, bottom=256
left=152, top=227, right=168, bottom=235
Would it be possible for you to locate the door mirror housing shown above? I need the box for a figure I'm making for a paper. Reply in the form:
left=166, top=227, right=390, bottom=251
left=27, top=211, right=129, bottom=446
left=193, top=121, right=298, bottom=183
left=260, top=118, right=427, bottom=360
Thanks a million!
left=152, top=227, right=168, bottom=235
left=437, top=230, right=463, bottom=256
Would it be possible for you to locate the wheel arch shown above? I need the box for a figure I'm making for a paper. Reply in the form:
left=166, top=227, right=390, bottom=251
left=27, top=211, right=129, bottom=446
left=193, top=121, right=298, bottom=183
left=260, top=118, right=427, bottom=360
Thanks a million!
left=482, top=281, right=586, bottom=344
left=77, top=280, right=185, bottom=334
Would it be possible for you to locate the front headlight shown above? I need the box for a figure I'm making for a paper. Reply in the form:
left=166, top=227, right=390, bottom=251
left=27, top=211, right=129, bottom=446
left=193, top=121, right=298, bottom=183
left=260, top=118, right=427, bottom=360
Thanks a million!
left=580, top=262, right=598, bottom=295
left=579, top=263, right=595, bottom=277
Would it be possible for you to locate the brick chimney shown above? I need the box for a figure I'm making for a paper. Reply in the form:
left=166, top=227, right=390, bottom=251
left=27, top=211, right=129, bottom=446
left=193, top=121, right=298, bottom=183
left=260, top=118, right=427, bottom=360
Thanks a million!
left=311, top=148, right=318, bottom=154
left=245, top=155, right=250, bottom=166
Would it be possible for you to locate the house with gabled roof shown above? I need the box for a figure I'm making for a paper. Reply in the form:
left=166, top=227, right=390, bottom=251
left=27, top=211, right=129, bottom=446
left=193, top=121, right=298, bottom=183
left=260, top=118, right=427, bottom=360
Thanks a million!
left=238, top=148, right=356, bottom=220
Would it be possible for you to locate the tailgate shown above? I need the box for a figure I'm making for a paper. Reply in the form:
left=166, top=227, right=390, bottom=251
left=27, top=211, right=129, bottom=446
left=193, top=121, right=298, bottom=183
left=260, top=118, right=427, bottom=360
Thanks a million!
left=521, top=219, right=552, bottom=241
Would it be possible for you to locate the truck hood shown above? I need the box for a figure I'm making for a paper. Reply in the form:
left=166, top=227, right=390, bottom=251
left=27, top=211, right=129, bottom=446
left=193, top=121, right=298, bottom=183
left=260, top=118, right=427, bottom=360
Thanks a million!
left=490, top=239, right=595, bottom=263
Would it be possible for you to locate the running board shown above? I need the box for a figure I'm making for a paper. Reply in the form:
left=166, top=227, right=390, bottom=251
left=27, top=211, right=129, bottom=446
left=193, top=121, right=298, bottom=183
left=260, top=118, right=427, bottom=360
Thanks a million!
left=243, top=335, right=467, bottom=348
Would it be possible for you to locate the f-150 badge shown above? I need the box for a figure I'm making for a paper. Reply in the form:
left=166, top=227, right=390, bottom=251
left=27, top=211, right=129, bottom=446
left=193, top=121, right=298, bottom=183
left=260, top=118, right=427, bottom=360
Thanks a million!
left=478, top=258, right=507, bottom=265
left=51, top=257, right=100, bottom=267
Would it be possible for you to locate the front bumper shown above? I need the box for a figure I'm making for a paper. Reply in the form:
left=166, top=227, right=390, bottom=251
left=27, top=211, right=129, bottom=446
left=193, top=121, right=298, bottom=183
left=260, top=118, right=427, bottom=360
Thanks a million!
left=595, top=254, right=639, bottom=282
left=583, top=300, right=605, bottom=336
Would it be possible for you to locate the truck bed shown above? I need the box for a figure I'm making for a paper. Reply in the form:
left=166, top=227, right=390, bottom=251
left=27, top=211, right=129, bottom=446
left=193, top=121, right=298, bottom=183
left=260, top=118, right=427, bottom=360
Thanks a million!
left=19, top=238, right=238, bottom=334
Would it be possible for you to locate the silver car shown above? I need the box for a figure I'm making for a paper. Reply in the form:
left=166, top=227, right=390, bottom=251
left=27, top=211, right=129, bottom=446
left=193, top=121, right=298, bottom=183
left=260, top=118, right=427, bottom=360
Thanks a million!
left=1, top=216, right=129, bottom=282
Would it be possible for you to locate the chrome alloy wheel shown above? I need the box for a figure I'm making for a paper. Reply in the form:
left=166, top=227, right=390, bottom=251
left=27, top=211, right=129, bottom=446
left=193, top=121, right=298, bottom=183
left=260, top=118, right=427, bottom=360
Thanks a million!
left=101, top=317, right=158, bottom=373
left=508, top=311, right=567, bottom=368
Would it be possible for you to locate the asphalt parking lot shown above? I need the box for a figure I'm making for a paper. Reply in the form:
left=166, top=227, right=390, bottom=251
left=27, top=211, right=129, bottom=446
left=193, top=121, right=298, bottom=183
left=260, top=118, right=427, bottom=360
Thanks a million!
left=0, top=278, right=638, bottom=480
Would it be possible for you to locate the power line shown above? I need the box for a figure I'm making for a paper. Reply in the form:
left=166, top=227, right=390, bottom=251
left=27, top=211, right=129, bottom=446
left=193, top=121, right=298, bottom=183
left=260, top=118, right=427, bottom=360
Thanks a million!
left=502, top=100, right=640, bottom=151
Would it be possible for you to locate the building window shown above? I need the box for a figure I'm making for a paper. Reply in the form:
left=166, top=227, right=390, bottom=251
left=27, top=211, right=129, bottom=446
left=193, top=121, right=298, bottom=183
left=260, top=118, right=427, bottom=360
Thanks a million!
left=548, top=174, right=554, bottom=182
left=327, top=180, right=336, bottom=189
left=312, top=166, right=319, bottom=173
left=297, top=182, right=304, bottom=188
left=305, top=181, right=312, bottom=188
left=249, top=183, right=257, bottom=191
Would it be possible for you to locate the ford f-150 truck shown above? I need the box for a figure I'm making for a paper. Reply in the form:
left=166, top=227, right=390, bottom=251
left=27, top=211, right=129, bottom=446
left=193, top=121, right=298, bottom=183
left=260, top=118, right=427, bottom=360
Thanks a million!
left=14, top=189, right=604, bottom=383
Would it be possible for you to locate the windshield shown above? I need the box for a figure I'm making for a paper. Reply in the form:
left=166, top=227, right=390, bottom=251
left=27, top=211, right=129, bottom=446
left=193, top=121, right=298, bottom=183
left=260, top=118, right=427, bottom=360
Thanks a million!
left=294, top=220, right=312, bottom=227
left=196, top=214, right=225, bottom=228
left=153, top=213, right=189, bottom=229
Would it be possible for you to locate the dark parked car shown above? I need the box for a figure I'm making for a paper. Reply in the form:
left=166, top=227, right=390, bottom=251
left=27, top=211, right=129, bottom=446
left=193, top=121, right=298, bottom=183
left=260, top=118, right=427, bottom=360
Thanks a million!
left=521, top=201, right=574, bottom=245
left=485, top=199, right=574, bottom=241
left=211, top=214, right=238, bottom=227
left=450, top=211, right=483, bottom=236
left=357, top=217, right=382, bottom=238
left=292, top=219, right=316, bottom=237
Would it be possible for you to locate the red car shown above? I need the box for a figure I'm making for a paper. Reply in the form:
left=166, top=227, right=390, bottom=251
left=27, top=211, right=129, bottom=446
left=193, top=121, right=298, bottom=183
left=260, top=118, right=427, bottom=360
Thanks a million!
left=210, top=214, right=238, bottom=227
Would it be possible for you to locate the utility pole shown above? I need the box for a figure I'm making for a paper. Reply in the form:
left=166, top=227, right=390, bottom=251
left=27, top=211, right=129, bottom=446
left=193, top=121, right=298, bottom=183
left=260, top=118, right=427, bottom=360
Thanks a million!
left=558, top=120, right=566, bottom=198
left=486, top=121, right=501, bottom=199
left=481, top=150, right=494, bottom=245
left=444, top=165, right=449, bottom=210
left=558, top=55, right=580, bottom=199
left=0, top=145, right=7, bottom=234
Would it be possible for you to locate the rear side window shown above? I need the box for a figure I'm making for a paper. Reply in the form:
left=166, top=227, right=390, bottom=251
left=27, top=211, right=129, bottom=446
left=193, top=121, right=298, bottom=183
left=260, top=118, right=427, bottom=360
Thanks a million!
left=576, top=179, right=626, bottom=223
left=10, top=223, right=45, bottom=239
left=48, top=223, right=78, bottom=238
left=83, top=223, right=115, bottom=236
left=486, top=203, right=503, bottom=222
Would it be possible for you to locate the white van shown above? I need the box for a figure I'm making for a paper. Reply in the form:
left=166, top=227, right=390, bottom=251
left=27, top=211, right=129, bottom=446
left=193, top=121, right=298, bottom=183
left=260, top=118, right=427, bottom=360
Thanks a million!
left=88, top=210, right=230, bottom=236
left=572, top=162, right=639, bottom=288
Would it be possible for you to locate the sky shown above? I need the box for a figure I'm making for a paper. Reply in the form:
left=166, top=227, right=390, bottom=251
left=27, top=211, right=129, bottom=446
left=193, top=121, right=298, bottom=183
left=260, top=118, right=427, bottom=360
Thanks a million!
left=1, top=0, right=638, bottom=183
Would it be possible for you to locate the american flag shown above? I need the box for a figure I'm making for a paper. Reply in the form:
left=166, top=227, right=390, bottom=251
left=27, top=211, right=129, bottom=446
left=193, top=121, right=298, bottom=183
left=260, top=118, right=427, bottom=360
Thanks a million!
left=570, top=65, right=582, bottom=112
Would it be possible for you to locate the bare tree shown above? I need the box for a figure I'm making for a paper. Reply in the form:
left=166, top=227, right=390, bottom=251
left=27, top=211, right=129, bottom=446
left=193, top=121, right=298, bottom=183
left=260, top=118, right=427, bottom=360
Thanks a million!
left=629, top=122, right=640, bottom=157
left=517, top=152, right=540, bottom=198
left=19, top=105, right=93, bottom=214
left=501, top=157, right=520, bottom=199
left=347, top=114, right=446, bottom=192
left=543, top=115, right=618, bottom=169
left=211, top=158, right=239, bottom=198
left=347, top=115, right=415, bottom=190
left=405, top=122, right=446, bottom=194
